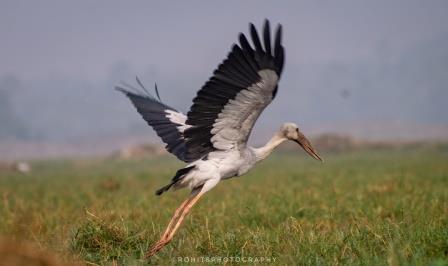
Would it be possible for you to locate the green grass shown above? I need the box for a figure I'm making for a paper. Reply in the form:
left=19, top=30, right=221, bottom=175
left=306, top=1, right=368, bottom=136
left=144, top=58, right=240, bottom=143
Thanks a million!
left=0, top=149, right=447, bottom=265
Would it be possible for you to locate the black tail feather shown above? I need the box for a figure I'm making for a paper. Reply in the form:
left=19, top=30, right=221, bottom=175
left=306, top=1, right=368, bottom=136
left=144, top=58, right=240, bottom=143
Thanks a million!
left=155, top=166, right=195, bottom=196
left=155, top=182, right=174, bottom=196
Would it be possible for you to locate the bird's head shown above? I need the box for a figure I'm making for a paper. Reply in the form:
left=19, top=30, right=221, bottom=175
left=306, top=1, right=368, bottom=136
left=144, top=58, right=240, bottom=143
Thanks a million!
left=280, top=123, right=323, bottom=162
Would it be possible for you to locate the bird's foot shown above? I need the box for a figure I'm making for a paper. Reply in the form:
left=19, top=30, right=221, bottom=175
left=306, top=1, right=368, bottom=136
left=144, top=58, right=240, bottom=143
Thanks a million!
left=145, top=239, right=170, bottom=259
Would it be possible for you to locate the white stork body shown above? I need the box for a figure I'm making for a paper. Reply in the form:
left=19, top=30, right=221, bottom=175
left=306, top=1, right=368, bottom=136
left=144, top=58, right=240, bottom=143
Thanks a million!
left=117, top=20, right=322, bottom=258
left=181, top=149, right=253, bottom=190
left=180, top=131, right=291, bottom=191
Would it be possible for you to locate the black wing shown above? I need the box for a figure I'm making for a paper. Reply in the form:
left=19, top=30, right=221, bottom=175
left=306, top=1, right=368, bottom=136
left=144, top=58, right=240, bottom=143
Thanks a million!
left=183, top=20, right=285, bottom=161
left=116, top=84, right=192, bottom=162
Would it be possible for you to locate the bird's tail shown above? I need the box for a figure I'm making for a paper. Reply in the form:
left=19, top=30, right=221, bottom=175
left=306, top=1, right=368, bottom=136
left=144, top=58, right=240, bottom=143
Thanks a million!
left=155, top=183, right=174, bottom=196
left=155, top=166, right=195, bottom=196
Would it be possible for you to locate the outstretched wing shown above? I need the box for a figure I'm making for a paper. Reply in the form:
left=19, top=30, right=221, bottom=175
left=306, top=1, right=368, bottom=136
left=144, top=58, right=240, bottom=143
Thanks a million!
left=116, top=83, right=192, bottom=162
left=183, top=20, right=285, bottom=161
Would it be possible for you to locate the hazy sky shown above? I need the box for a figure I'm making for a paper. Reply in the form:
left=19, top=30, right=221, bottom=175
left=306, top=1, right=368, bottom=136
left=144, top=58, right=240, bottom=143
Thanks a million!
left=1, top=0, right=448, bottom=142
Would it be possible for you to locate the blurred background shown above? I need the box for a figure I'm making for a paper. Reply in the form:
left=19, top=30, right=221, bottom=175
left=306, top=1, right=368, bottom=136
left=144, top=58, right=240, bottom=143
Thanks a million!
left=1, top=2, right=447, bottom=264
left=1, top=0, right=448, bottom=160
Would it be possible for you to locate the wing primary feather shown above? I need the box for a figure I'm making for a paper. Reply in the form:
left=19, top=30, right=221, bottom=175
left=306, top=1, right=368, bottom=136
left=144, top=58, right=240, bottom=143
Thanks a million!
left=263, top=19, right=272, bottom=56
left=276, top=46, right=285, bottom=74
left=231, top=45, right=258, bottom=80
left=274, top=24, right=284, bottom=74
left=154, top=82, right=162, bottom=101
left=213, top=73, right=246, bottom=88
left=250, top=23, right=263, bottom=52
left=217, top=57, right=251, bottom=86
left=117, top=82, right=139, bottom=95
left=238, top=34, right=260, bottom=72
left=274, top=24, right=282, bottom=57
left=227, top=46, right=257, bottom=82
left=135, top=76, right=152, bottom=98
left=239, top=33, right=253, bottom=52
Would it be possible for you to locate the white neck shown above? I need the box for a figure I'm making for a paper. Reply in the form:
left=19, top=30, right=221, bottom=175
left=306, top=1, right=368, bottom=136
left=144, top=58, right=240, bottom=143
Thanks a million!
left=252, top=131, right=286, bottom=162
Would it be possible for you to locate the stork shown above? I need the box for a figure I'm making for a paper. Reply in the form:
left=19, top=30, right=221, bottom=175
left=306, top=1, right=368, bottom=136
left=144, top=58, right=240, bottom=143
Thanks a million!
left=117, top=20, right=322, bottom=258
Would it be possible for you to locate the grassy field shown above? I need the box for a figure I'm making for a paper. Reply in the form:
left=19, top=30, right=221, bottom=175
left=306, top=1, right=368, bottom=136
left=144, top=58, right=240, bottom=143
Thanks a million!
left=0, top=148, right=447, bottom=265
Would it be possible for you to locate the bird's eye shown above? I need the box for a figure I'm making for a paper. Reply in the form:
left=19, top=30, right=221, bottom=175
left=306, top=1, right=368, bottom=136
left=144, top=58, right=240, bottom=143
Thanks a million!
left=296, top=128, right=299, bottom=133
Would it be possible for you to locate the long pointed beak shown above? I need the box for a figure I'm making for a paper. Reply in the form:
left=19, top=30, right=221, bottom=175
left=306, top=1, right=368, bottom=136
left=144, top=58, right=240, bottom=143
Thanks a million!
left=295, top=137, right=323, bottom=162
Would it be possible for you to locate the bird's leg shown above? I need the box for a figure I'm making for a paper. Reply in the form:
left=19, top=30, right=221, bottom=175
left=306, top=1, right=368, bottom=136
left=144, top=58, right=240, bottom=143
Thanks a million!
left=146, top=197, right=193, bottom=258
left=164, top=191, right=203, bottom=241
left=160, top=197, right=192, bottom=239
left=145, top=189, right=204, bottom=259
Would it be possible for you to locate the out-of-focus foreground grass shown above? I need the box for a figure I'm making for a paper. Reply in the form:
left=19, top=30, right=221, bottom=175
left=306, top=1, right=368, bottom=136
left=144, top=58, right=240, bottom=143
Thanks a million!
left=0, top=148, right=447, bottom=265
